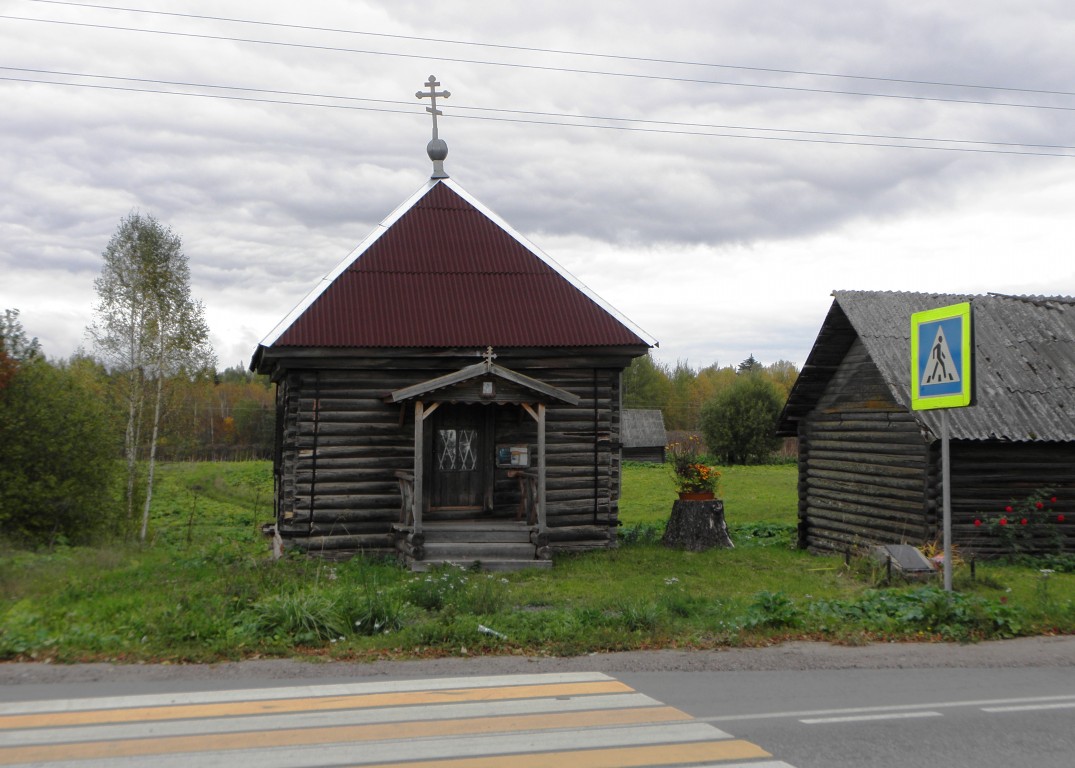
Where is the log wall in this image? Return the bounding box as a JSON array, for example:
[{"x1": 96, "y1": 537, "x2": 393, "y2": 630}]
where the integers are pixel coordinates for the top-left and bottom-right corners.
[
  {"x1": 797, "y1": 338, "x2": 932, "y2": 553},
  {"x1": 797, "y1": 338, "x2": 1075, "y2": 557},
  {"x1": 270, "y1": 352, "x2": 627, "y2": 557},
  {"x1": 948, "y1": 441, "x2": 1075, "y2": 557}
]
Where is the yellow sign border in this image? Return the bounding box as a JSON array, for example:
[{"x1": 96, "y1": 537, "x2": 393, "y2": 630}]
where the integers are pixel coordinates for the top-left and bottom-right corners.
[{"x1": 910, "y1": 302, "x2": 973, "y2": 410}]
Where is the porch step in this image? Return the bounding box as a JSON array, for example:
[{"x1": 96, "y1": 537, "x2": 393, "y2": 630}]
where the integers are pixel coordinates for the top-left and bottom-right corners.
[
  {"x1": 410, "y1": 558, "x2": 552, "y2": 572},
  {"x1": 423, "y1": 541, "x2": 537, "y2": 560},
  {"x1": 395, "y1": 520, "x2": 550, "y2": 571},
  {"x1": 422, "y1": 521, "x2": 533, "y2": 543}
]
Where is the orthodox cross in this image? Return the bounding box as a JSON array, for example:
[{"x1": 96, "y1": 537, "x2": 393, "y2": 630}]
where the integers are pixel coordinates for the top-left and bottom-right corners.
[
  {"x1": 416, "y1": 75, "x2": 450, "y2": 141},
  {"x1": 482, "y1": 346, "x2": 498, "y2": 365}
]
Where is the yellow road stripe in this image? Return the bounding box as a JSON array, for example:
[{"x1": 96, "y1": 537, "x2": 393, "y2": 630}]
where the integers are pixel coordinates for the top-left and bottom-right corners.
[
  {"x1": 353, "y1": 740, "x2": 771, "y2": 768},
  {"x1": 0, "y1": 706, "x2": 688, "y2": 765},
  {"x1": 0, "y1": 680, "x2": 632, "y2": 730}
]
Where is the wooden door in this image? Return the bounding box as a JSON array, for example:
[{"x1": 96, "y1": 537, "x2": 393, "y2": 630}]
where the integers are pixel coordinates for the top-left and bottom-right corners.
[{"x1": 430, "y1": 404, "x2": 486, "y2": 513}]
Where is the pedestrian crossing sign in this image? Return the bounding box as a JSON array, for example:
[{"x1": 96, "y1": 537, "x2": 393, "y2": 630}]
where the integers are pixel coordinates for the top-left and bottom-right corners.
[{"x1": 911, "y1": 302, "x2": 973, "y2": 410}]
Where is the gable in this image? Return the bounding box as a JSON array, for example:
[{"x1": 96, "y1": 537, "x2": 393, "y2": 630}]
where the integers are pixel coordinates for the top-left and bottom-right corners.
[
  {"x1": 780, "y1": 291, "x2": 1075, "y2": 443},
  {"x1": 256, "y1": 180, "x2": 652, "y2": 356}
]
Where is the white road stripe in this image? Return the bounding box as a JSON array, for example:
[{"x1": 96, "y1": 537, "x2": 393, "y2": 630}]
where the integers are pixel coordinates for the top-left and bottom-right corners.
[
  {"x1": 801, "y1": 711, "x2": 943, "y2": 725},
  {"x1": 0, "y1": 671, "x2": 614, "y2": 715},
  {"x1": 982, "y1": 702, "x2": 1075, "y2": 713},
  {"x1": 0, "y1": 692, "x2": 663, "y2": 746},
  {"x1": 700, "y1": 693, "x2": 1075, "y2": 723},
  {"x1": 9, "y1": 722, "x2": 728, "y2": 768}
]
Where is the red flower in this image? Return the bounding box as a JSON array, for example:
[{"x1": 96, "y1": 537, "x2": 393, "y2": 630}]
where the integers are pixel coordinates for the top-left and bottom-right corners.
[
  {"x1": 974, "y1": 519, "x2": 982, "y2": 527},
  {"x1": 1035, "y1": 501, "x2": 1044, "y2": 509},
  {"x1": 1021, "y1": 518, "x2": 1028, "y2": 525},
  {"x1": 1059, "y1": 514, "x2": 1067, "y2": 523},
  {"x1": 1051, "y1": 496, "x2": 1058, "y2": 503},
  {"x1": 999, "y1": 518, "x2": 1008, "y2": 526},
  {"x1": 1005, "y1": 506, "x2": 1013, "y2": 513}
]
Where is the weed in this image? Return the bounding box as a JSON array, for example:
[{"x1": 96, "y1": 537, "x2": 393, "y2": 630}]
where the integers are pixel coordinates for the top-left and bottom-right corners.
[
  {"x1": 618, "y1": 520, "x2": 666, "y2": 545},
  {"x1": 614, "y1": 598, "x2": 663, "y2": 631},
  {"x1": 405, "y1": 565, "x2": 471, "y2": 611},
  {"x1": 249, "y1": 591, "x2": 349, "y2": 644},
  {"x1": 744, "y1": 591, "x2": 800, "y2": 628},
  {"x1": 460, "y1": 574, "x2": 510, "y2": 615},
  {"x1": 728, "y1": 523, "x2": 795, "y2": 548}
]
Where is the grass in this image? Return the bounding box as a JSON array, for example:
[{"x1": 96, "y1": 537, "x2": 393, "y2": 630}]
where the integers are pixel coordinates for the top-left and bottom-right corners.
[
  {"x1": 620, "y1": 460, "x2": 798, "y2": 526},
  {"x1": 0, "y1": 460, "x2": 1072, "y2": 662}
]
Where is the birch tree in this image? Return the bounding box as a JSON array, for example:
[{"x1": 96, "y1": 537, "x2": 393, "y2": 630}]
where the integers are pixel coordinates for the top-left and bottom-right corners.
[{"x1": 90, "y1": 212, "x2": 215, "y2": 541}]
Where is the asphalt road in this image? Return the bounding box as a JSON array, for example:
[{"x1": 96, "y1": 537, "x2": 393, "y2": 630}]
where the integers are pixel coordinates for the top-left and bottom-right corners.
[{"x1": 1, "y1": 637, "x2": 1072, "y2": 767}]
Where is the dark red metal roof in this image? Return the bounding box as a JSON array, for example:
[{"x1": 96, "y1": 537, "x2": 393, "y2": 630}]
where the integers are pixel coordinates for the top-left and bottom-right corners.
[{"x1": 270, "y1": 181, "x2": 648, "y2": 349}]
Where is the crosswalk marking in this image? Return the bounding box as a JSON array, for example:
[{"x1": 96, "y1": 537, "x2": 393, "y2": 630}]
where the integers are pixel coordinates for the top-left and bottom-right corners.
[
  {"x1": 0, "y1": 673, "x2": 614, "y2": 716},
  {"x1": 0, "y1": 672, "x2": 792, "y2": 768},
  {"x1": 0, "y1": 706, "x2": 691, "y2": 764},
  {"x1": 353, "y1": 740, "x2": 773, "y2": 768},
  {"x1": 0, "y1": 692, "x2": 662, "y2": 746},
  {"x1": 0, "y1": 679, "x2": 633, "y2": 730}
]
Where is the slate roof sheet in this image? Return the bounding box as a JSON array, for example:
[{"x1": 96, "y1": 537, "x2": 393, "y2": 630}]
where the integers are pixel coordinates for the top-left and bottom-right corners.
[
  {"x1": 780, "y1": 291, "x2": 1075, "y2": 442},
  {"x1": 621, "y1": 408, "x2": 668, "y2": 448}
]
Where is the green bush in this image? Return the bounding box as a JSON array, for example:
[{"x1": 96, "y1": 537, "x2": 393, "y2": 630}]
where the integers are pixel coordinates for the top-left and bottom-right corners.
[
  {"x1": 0, "y1": 355, "x2": 120, "y2": 546},
  {"x1": 699, "y1": 375, "x2": 783, "y2": 465}
]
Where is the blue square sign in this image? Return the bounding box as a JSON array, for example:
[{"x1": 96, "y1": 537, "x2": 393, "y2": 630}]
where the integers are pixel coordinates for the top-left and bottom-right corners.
[{"x1": 911, "y1": 303, "x2": 973, "y2": 410}]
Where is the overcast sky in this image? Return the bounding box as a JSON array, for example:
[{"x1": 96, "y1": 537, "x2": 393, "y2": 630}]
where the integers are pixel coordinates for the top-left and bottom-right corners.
[{"x1": 3, "y1": 0, "x2": 1074, "y2": 372}]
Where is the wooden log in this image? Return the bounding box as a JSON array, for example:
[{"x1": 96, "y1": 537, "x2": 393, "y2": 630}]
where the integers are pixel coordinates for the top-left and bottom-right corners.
[
  {"x1": 289, "y1": 533, "x2": 395, "y2": 551},
  {"x1": 810, "y1": 458, "x2": 925, "y2": 478},
  {"x1": 542, "y1": 524, "x2": 614, "y2": 541},
  {"x1": 807, "y1": 475, "x2": 925, "y2": 503},
  {"x1": 661, "y1": 499, "x2": 734, "y2": 551}
]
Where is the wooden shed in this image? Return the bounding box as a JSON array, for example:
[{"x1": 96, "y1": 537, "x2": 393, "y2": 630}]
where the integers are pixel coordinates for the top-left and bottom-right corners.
[
  {"x1": 778, "y1": 291, "x2": 1075, "y2": 557},
  {"x1": 251, "y1": 167, "x2": 652, "y2": 569},
  {"x1": 621, "y1": 409, "x2": 668, "y2": 463}
]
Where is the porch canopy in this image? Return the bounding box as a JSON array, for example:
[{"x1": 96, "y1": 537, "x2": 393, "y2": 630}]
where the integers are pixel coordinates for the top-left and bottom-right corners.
[{"x1": 385, "y1": 355, "x2": 580, "y2": 535}]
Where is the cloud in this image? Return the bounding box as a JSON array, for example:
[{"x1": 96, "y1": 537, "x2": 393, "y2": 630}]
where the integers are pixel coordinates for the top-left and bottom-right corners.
[{"x1": 1, "y1": 0, "x2": 1073, "y2": 373}]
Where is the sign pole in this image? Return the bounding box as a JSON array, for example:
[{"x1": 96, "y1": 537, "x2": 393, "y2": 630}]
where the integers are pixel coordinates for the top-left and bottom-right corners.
[
  {"x1": 911, "y1": 301, "x2": 972, "y2": 593},
  {"x1": 941, "y1": 409, "x2": 952, "y2": 592}
]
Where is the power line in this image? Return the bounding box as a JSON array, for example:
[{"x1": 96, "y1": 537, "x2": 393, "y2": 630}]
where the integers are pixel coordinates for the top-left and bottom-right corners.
[
  {"x1": 6, "y1": 65, "x2": 1075, "y2": 154},
  {"x1": 24, "y1": 0, "x2": 1075, "y2": 100},
  {"x1": 5, "y1": 72, "x2": 1072, "y2": 158},
  {"x1": 4, "y1": 13, "x2": 1075, "y2": 114}
]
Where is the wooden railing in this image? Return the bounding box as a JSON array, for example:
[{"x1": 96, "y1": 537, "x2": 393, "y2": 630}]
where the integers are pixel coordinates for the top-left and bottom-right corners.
[
  {"x1": 507, "y1": 470, "x2": 539, "y2": 526},
  {"x1": 394, "y1": 470, "x2": 415, "y2": 526}
]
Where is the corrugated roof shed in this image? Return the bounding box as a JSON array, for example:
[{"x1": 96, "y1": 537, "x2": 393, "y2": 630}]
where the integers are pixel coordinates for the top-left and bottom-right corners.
[
  {"x1": 621, "y1": 408, "x2": 668, "y2": 449},
  {"x1": 255, "y1": 179, "x2": 652, "y2": 358},
  {"x1": 780, "y1": 291, "x2": 1075, "y2": 442}
]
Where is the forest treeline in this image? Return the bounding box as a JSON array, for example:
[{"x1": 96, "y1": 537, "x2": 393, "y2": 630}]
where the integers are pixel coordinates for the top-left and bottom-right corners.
[{"x1": 623, "y1": 352, "x2": 798, "y2": 431}]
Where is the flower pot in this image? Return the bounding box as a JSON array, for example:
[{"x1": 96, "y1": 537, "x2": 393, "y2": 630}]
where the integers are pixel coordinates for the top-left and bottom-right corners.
[{"x1": 678, "y1": 491, "x2": 715, "y2": 501}]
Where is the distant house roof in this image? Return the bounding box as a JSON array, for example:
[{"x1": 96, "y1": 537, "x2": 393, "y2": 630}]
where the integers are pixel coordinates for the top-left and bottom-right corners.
[
  {"x1": 254, "y1": 179, "x2": 653, "y2": 366},
  {"x1": 779, "y1": 291, "x2": 1075, "y2": 442},
  {"x1": 621, "y1": 408, "x2": 668, "y2": 449}
]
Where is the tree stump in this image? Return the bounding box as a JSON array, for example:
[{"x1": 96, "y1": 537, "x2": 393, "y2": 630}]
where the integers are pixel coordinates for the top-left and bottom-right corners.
[{"x1": 662, "y1": 499, "x2": 734, "y2": 551}]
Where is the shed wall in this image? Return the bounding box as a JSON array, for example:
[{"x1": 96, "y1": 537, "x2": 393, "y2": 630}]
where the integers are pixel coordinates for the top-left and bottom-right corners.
[
  {"x1": 948, "y1": 441, "x2": 1075, "y2": 556},
  {"x1": 798, "y1": 338, "x2": 931, "y2": 552}
]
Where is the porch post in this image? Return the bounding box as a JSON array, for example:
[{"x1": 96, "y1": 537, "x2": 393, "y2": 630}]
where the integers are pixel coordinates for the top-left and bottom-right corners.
[
  {"x1": 413, "y1": 401, "x2": 424, "y2": 535},
  {"x1": 537, "y1": 402, "x2": 547, "y2": 534}
]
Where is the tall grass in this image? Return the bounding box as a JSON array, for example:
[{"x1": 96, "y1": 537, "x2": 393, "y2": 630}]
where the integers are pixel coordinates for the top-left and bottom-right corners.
[{"x1": 0, "y1": 460, "x2": 1071, "y2": 661}]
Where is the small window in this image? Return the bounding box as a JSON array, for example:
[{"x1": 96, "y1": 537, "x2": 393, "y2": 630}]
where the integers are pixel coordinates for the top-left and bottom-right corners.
[{"x1": 437, "y1": 429, "x2": 477, "y2": 472}]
